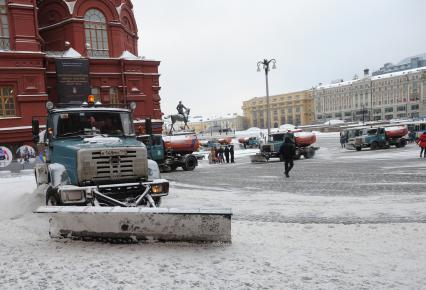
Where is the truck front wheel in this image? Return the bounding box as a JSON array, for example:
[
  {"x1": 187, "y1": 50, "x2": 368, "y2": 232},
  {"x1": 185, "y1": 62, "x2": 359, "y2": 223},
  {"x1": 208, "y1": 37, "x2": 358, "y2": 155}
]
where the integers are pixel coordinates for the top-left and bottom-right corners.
[
  {"x1": 46, "y1": 187, "x2": 61, "y2": 206},
  {"x1": 153, "y1": 197, "x2": 162, "y2": 207},
  {"x1": 294, "y1": 149, "x2": 302, "y2": 160},
  {"x1": 397, "y1": 139, "x2": 406, "y2": 148},
  {"x1": 305, "y1": 148, "x2": 315, "y2": 159},
  {"x1": 182, "y1": 154, "x2": 197, "y2": 171}
]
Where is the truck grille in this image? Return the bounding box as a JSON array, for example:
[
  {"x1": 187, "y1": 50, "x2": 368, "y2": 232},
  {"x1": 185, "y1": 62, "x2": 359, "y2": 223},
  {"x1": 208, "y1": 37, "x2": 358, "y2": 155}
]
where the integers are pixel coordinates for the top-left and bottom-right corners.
[
  {"x1": 77, "y1": 147, "x2": 147, "y2": 184},
  {"x1": 261, "y1": 144, "x2": 273, "y2": 153}
]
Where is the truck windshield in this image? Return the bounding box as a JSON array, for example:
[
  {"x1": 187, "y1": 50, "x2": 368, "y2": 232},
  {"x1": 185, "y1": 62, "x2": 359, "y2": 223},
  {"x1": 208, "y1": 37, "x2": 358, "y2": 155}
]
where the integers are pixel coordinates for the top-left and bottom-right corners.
[
  {"x1": 272, "y1": 134, "x2": 284, "y2": 142},
  {"x1": 53, "y1": 111, "x2": 134, "y2": 138}
]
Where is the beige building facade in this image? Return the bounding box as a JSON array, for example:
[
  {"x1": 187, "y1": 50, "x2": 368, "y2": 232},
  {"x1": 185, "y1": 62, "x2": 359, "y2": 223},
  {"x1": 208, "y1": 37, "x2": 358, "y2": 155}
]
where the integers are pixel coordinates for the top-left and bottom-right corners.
[
  {"x1": 314, "y1": 67, "x2": 426, "y2": 122},
  {"x1": 187, "y1": 115, "x2": 246, "y2": 133},
  {"x1": 242, "y1": 90, "x2": 315, "y2": 128}
]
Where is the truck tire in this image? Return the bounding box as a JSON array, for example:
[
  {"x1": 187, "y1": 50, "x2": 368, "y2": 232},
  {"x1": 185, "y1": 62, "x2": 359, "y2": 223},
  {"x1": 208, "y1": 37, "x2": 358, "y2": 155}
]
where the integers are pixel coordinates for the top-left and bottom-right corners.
[
  {"x1": 46, "y1": 187, "x2": 61, "y2": 206},
  {"x1": 153, "y1": 197, "x2": 162, "y2": 207},
  {"x1": 397, "y1": 139, "x2": 406, "y2": 148},
  {"x1": 356, "y1": 146, "x2": 362, "y2": 151},
  {"x1": 182, "y1": 154, "x2": 197, "y2": 171},
  {"x1": 371, "y1": 142, "x2": 379, "y2": 150},
  {"x1": 294, "y1": 149, "x2": 302, "y2": 160},
  {"x1": 305, "y1": 148, "x2": 315, "y2": 159}
]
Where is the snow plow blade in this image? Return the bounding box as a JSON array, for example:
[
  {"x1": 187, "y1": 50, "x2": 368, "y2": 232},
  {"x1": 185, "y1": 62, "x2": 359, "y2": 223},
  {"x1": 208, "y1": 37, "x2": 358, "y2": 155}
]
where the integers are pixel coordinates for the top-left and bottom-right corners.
[
  {"x1": 250, "y1": 153, "x2": 268, "y2": 163},
  {"x1": 35, "y1": 206, "x2": 232, "y2": 243}
]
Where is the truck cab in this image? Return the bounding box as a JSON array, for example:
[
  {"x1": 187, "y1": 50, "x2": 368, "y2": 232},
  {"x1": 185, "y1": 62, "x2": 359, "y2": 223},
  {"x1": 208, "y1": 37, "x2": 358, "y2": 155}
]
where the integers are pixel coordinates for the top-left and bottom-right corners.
[
  {"x1": 346, "y1": 126, "x2": 406, "y2": 151},
  {"x1": 32, "y1": 100, "x2": 169, "y2": 207},
  {"x1": 137, "y1": 134, "x2": 165, "y2": 163}
]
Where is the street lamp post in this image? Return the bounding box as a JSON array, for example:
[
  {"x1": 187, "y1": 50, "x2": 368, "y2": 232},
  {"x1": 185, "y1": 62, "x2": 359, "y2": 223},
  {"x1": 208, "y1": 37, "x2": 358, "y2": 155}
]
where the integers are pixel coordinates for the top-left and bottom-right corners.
[
  {"x1": 361, "y1": 103, "x2": 366, "y2": 125},
  {"x1": 257, "y1": 59, "x2": 277, "y2": 140}
]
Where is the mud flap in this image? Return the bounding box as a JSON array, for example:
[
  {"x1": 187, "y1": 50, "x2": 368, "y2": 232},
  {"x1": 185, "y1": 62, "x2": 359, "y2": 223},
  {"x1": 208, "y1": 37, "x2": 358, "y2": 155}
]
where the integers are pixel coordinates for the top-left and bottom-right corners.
[{"x1": 35, "y1": 206, "x2": 232, "y2": 243}]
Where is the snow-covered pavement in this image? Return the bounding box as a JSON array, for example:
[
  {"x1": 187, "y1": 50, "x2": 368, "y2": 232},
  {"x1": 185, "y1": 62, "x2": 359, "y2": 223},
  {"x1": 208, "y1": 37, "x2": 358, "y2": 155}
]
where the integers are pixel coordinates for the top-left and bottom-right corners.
[{"x1": 0, "y1": 134, "x2": 425, "y2": 289}]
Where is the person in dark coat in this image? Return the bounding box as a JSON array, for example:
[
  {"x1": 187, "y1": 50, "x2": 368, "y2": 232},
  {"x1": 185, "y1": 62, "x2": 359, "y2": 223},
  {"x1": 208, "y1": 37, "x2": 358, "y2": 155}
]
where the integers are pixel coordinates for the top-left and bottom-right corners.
[
  {"x1": 218, "y1": 146, "x2": 224, "y2": 163},
  {"x1": 224, "y1": 146, "x2": 230, "y2": 163},
  {"x1": 279, "y1": 137, "x2": 296, "y2": 178},
  {"x1": 230, "y1": 145, "x2": 235, "y2": 163},
  {"x1": 340, "y1": 133, "x2": 346, "y2": 148}
]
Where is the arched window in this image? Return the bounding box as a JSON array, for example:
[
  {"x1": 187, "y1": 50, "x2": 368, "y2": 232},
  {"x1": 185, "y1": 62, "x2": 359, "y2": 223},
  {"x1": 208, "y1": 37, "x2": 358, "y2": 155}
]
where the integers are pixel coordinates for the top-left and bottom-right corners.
[
  {"x1": 84, "y1": 9, "x2": 109, "y2": 57},
  {"x1": 0, "y1": 0, "x2": 9, "y2": 50}
]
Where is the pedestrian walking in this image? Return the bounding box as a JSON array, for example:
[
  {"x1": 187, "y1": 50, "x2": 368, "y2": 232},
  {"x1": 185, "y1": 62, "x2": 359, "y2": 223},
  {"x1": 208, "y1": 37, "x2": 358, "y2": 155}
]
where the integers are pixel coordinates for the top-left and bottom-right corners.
[
  {"x1": 416, "y1": 131, "x2": 426, "y2": 158},
  {"x1": 340, "y1": 133, "x2": 346, "y2": 148},
  {"x1": 224, "y1": 146, "x2": 230, "y2": 163},
  {"x1": 409, "y1": 130, "x2": 417, "y2": 144},
  {"x1": 230, "y1": 145, "x2": 235, "y2": 163},
  {"x1": 218, "y1": 146, "x2": 225, "y2": 164},
  {"x1": 279, "y1": 137, "x2": 296, "y2": 178}
]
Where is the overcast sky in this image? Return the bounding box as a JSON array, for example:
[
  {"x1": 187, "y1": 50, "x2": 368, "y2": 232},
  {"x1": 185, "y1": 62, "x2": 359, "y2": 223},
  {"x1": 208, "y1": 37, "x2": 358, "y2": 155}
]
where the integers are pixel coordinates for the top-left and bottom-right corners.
[{"x1": 133, "y1": 0, "x2": 426, "y2": 118}]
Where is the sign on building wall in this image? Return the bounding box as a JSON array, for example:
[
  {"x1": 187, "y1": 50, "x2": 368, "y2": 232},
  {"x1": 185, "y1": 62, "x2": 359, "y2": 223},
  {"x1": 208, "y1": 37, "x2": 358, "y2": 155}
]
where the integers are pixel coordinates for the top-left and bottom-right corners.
[{"x1": 55, "y1": 59, "x2": 90, "y2": 104}]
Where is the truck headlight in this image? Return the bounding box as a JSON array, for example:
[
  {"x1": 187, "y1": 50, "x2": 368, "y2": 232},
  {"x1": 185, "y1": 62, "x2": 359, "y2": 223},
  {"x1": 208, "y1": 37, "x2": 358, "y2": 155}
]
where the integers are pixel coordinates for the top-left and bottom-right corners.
[
  {"x1": 60, "y1": 190, "x2": 85, "y2": 203},
  {"x1": 151, "y1": 183, "x2": 169, "y2": 194}
]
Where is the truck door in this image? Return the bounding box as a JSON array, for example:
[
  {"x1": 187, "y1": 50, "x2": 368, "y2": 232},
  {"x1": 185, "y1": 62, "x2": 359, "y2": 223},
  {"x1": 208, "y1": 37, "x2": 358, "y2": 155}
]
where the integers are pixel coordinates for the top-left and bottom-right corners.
[
  {"x1": 137, "y1": 136, "x2": 152, "y2": 159},
  {"x1": 151, "y1": 135, "x2": 165, "y2": 162}
]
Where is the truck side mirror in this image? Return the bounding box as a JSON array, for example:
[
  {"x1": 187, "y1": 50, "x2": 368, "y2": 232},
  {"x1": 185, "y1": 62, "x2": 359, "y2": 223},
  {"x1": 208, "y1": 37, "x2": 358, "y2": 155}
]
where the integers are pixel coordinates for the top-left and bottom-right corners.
[
  {"x1": 32, "y1": 119, "x2": 40, "y2": 143},
  {"x1": 145, "y1": 118, "x2": 152, "y2": 135}
]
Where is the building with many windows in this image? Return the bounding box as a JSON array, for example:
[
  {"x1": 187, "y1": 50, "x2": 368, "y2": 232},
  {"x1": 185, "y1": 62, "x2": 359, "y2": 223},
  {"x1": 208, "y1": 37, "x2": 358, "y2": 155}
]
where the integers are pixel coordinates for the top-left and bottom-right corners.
[
  {"x1": 0, "y1": 0, "x2": 163, "y2": 149},
  {"x1": 186, "y1": 114, "x2": 246, "y2": 134},
  {"x1": 242, "y1": 90, "x2": 315, "y2": 128},
  {"x1": 314, "y1": 67, "x2": 426, "y2": 122},
  {"x1": 372, "y1": 54, "x2": 426, "y2": 76}
]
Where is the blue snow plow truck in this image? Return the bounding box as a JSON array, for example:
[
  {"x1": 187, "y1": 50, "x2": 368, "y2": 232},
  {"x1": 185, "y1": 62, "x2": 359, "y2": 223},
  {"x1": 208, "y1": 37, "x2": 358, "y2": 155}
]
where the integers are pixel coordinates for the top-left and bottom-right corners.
[{"x1": 32, "y1": 97, "x2": 232, "y2": 243}]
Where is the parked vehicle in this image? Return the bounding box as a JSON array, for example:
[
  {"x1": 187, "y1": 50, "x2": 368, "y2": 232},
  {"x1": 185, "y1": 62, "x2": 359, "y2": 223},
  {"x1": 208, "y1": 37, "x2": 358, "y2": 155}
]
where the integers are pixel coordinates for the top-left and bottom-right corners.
[
  {"x1": 345, "y1": 125, "x2": 408, "y2": 151},
  {"x1": 250, "y1": 130, "x2": 318, "y2": 162},
  {"x1": 137, "y1": 130, "x2": 199, "y2": 172},
  {"x1": 238, "y1": 136, "x2": 260, "y2": 149}
]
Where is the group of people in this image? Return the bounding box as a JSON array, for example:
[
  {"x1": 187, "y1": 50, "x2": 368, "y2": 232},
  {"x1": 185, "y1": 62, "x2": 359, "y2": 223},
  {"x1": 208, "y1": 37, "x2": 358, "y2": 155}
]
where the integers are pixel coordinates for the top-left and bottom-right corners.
[{"x1": 209, "y1": 145, "x2": 235, "y2": 164}]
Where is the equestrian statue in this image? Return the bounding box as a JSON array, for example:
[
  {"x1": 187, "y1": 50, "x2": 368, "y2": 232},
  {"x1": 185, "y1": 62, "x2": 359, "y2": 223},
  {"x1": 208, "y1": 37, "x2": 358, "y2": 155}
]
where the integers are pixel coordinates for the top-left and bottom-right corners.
[{"x1": 164, "y1": 101, "x2": 191, "y2": 134}]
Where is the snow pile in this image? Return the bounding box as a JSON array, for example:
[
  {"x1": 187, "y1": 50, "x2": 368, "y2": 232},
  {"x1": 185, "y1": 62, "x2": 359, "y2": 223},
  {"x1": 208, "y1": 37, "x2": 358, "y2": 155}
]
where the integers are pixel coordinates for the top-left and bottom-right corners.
[
  {"x1": 246, "y1": 127, "x2": 261, "y2": 132},
  {"x1": 324, "y1": 119, "x2": 345, "y2": 125}
]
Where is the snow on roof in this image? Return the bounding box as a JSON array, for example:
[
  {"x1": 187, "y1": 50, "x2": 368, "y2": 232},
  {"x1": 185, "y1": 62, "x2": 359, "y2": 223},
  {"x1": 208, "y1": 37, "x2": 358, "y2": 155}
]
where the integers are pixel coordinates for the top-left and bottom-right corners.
[
  {"x1": 116, "y1": 3, "x2": 127, "y2": 16},
  {"x1": 51, "y1": 107, "x2": 131, "y2": 113},
  {"x1": 119, "y1": 50, "x2": 140, "y2": 60},
  {"x1": 45, "y1": 47, "x2": 82, "y2": 58},
  {"x1": 324, "y1": 119, "x2": 345, "y2": 125},
  {"x1": 62, "y1": 47, "x2": 82, "y2": 58},
  {"x1": 316, "y1": 79, "x2": 358, "y2": 90},
  {"x1": 371, "y1": 66, "x2": 426, "y2": 81},
  {"x1": 246, "y1": 127, "x2": 261, "y2": 132},
  {"x1": 317, "y1": 66, "x2": 426, "y2": 90},
  {"x1": 397, "y1": 53, "x2": 426, "y2": 65},
  {"x1": 64, "y1": 0, "x2": 76, "y2": 14}
]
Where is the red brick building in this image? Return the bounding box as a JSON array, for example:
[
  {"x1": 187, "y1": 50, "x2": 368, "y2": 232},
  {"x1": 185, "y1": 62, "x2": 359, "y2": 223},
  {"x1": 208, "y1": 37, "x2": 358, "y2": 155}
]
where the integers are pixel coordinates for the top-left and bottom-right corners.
[{"x1": 0, "y1": 0, "x2": 163, "y2": 150}]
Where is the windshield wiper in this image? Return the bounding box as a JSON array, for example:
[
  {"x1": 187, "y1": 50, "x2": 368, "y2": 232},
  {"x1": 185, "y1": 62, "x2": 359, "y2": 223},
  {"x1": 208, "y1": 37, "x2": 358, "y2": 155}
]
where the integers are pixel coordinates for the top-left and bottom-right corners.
[{"x1": 59, "y1": 130, "x2": 86, "y2": 138}]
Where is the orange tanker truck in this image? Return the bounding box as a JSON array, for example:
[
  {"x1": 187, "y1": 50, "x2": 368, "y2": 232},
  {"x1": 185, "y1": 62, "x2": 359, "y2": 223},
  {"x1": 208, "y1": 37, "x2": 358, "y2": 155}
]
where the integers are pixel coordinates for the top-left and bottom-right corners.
[
  {"x1": 137, "y1": 121, "x2": 200, "y2": 172},
  {"x1": 250, "y1": 130, "x2": 318, "y2": 162}
]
